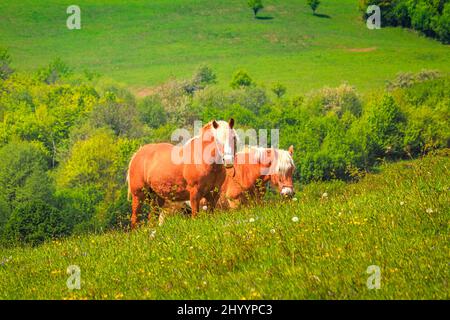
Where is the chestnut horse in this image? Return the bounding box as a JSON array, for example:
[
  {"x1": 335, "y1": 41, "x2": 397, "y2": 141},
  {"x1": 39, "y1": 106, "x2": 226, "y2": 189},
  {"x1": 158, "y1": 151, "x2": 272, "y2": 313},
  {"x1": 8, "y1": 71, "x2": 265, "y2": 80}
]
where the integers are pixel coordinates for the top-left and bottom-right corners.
[
  {"x1": 127, "y1": 119, "x2": 237, "y2": 229},
  {"x1": 212, "y1": 145, "x2": 295, "y2": 209}
]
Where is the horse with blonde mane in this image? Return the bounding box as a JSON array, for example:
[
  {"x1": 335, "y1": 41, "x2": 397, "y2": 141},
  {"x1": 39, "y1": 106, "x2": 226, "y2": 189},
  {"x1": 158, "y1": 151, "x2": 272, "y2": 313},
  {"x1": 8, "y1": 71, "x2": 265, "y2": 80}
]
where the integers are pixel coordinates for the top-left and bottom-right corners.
[
  {"x1": 127, "y1": 119, "x2": 237, "y2": 229},
  {"x1": 203, "y1": 145, "x2": 296, "y2": 209}
]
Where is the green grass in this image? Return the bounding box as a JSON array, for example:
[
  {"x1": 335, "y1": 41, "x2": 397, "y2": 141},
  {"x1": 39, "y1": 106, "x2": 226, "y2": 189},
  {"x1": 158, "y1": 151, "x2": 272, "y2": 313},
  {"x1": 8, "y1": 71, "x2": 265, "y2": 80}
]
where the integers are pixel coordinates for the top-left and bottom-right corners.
[
  {"x1": 0, "y1": 0, "x2": 449, "y2": 94},
  {"x1": 1, "y1": 151, "x2": 448, "y2": 299}
]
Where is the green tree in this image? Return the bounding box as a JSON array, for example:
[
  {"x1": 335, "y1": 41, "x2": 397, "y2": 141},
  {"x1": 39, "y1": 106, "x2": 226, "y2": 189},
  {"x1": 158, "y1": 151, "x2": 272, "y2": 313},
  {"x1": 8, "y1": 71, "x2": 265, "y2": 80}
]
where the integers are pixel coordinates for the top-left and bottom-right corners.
[
  {"x1": 0, "y1": 141, "x2": 68, "y2": 245},
  {"x1": 248, "y1": 0, "x2": 264, "y2": 18},
  {"x1": 272, "y1": 83, "x2": 287, "y2": 98},
  {"x1": 0, "y1": 48, "x2": 14, "y2": 80},
  {"x1": 87, "y1": 90, "x2": 147, "y2": 139},
  {"x1": 366, "y1": 94, "x2": 406, "y2": 158},
  {"x1": 183, "y1": 65, "x2": 217, "y2": 95},
  {"x1": 138, "y1": 96, "x2": 167, "y2": 128},
  {"x1": 3, "y1": 200, "x2": 67, "y2": 246},
  {"x1": 230, "y1": 70, "x2": 254, "y2": 89},
  {"x1": 0, "y1": 141, "x2": 49, "y2": 210},
  {"x1": 308, "y1": 0, "x2": 321, "y2": 14},
  {"x1": 36, "y1": 58, "x2": 72, "y2": 84}
]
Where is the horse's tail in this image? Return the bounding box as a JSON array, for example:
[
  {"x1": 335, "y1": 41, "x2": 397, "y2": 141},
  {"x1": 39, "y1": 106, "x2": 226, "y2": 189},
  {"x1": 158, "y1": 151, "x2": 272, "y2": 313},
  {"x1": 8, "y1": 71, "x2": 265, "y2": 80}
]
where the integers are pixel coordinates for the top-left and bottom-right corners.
[{"x1": 126, "y1": 151, "x2": 138, "y2": 201}]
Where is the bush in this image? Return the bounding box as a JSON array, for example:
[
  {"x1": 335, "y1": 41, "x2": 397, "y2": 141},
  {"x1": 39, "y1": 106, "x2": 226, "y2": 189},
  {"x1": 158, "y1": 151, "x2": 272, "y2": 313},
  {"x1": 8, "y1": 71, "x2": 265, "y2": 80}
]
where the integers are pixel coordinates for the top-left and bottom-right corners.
[
  {"x1": 0, "y1": 48, "x2": 14, "y2": 80},
  {"x1": 138, "y1": 96, "x2": 167, "y2": 128},
  {"x1": 305, "y1": 84, "x2": 362, "y2": 118},
  {"x1": 36, "y1": 58, "x2": 73, "y2": 84},
  {"x1": 272, "y1": 83, "x2": 287, "y2": 98},
  {"x1": 365, "y1": 94, "x2": 406, "y2": 159},
  {"x1": 230, "y1": 70, "x2": 254, "y2": 89},
  {"x1": 0, "y1": 141, "x2": 69, "y2": 246},
  {"x1": 89, "y1": 94, "x2": 147, "y2": 138},
  {"x1": 2, "y1": 200, "x2": 68, "y2": 246}
]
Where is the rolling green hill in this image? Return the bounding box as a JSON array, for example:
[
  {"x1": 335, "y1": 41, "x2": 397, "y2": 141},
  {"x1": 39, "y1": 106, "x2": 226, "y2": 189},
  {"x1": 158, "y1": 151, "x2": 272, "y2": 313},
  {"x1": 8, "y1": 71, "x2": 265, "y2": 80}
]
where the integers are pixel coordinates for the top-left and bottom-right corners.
[
  {"x1": 0, "y1": 151, "x2": 448, "y2": 299},
  {"x1": 0, "y1": 0, "x2": 449, "y2": 94}
]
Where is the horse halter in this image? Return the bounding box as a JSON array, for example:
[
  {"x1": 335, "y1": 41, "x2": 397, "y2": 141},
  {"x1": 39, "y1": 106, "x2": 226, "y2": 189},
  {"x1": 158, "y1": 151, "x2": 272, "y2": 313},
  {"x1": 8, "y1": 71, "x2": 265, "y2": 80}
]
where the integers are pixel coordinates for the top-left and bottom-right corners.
[{"x1": 212, "y1": 129, "x2": 235, "y2": 168}]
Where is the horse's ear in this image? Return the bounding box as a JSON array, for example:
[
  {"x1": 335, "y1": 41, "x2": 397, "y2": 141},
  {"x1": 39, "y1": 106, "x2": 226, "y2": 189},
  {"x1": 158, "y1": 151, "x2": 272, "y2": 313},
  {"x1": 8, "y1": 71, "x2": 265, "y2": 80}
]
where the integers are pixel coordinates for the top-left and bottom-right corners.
[
  {"x1": 229, "y1": 118, "x2": 235, "y2": 129},
  {"x1": 212, "y1": 120, "x2": 219, "y2": 129},
  {"x1": 288, "y1": 145, "x2": 294, "y2": 155}
]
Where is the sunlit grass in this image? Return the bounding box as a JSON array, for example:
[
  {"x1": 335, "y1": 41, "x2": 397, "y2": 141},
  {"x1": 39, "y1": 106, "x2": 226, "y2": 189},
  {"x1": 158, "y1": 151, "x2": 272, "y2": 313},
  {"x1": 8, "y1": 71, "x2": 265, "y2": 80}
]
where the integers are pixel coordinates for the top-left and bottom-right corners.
[
  {"x1": 0, "y1": 151, "x2": 448, "y2": 299},
  {"x1": 0, "y1": 0, "x2": 449, "y2": 94}
]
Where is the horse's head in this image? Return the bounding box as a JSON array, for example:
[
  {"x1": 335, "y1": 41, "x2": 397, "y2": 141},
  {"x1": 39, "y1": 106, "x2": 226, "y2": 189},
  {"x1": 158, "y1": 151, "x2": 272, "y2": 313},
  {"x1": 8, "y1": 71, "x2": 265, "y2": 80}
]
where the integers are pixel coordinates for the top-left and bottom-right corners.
[
  {"x1": 269, "y1": 145, "x2": 296, "y2": 198},
  {"x1": 202, "y1": 118, "x2": 237, "y2": 168}
]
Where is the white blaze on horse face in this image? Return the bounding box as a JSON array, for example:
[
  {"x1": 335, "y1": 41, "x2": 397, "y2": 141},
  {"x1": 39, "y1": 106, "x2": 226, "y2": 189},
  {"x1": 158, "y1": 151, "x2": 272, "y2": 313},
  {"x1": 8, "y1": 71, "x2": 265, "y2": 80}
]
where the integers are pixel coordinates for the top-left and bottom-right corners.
[{"x1": 213, "y1": 120, "x2": 235, "y2": 167}]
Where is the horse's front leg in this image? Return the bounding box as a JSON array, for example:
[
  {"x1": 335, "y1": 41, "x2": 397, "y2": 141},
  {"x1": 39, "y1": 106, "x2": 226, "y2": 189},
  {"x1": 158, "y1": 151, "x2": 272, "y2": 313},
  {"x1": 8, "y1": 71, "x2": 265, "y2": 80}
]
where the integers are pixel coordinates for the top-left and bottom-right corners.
[
  {"x1": 189, "y1": 188, "x2": 201, "y2": 218},
  {"x1": 131, "y1": 194, "x2": 142, "y2": 230}
]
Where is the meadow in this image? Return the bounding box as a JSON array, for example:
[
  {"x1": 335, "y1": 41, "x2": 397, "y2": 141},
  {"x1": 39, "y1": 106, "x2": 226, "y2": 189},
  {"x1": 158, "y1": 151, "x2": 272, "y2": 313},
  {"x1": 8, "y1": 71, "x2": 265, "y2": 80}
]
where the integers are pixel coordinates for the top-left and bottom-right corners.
[
  {"x1": 0, "y1": 0, "x2": 449, "y2": 300},
  {"x1": 0, "y1": 151, "x2": 448, "y2": 299},
  {"x1": 0, "y1": 0, "x2": 449, "y2": 95}
]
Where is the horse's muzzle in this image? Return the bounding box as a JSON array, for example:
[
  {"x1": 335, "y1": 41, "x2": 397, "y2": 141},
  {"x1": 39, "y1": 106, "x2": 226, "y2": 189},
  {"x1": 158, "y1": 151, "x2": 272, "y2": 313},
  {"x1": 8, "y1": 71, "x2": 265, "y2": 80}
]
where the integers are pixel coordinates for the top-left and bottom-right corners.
[{"x1": 280, "y1": 187, "x2": 294, "y2": 198}]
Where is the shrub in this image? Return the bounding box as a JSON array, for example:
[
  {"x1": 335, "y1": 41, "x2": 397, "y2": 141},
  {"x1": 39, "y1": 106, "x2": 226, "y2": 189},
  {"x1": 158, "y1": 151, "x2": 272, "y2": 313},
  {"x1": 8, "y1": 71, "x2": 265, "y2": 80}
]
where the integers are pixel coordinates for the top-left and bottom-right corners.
[
  {"x1": 230, "y1": 70, "x2": 254, "y2": 89},
  {"x1": 307, "y1": 0, "x2": 321, "y2": 14},
  {"x1": 89, "y1": 95, "x2": 147, "y2": 138},
  {"x1": 248, "y1": 0, "x2": 264, "y2": 18},
  {"x1": 138, "y1": 96, "x2": 167, "y2": 128},
  {"x1": 305, "y1": 84, "x2": 362, "y2": 118},
  {"x1": 36, "y1": 58, "x2": 73, "y2": 84},
  {"x1": 0, "y1": 48, "x2": 14, "y2": 80},
  {"x1": 272, "y1": 83, "x2": 287, "y2": 98},
  {"x1": 365, "y1": 94, "x2": 406, "y2": 159},
  {"x1": 2, "y1": 200, "x2": 67, "y2": 246}
]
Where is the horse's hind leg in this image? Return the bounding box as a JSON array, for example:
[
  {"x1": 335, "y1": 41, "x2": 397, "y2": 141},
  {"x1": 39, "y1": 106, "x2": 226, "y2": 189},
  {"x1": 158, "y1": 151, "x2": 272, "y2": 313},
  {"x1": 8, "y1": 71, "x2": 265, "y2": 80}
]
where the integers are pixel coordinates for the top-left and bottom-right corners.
[{"x1": 131, "y1": 193, "x2": 143, "y2": 230}]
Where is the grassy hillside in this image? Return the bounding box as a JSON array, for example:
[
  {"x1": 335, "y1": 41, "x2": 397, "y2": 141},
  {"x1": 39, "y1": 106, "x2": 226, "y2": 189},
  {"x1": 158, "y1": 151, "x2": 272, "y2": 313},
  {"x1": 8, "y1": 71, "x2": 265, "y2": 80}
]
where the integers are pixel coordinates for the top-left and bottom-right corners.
[
  {"x1": 0, "y1": 151, "x2": 448, "y2": 300},
  {"x1": 0, "y1": 0, "x2": 449, "y2": 94}
]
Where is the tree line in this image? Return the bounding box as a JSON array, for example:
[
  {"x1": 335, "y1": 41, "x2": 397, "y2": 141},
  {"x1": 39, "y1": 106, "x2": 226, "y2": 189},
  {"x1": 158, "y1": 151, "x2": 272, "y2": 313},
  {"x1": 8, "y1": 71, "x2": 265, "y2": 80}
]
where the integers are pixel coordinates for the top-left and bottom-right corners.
[{"x1": 0, "y1": 51, "x2": 448, "y2": 246}]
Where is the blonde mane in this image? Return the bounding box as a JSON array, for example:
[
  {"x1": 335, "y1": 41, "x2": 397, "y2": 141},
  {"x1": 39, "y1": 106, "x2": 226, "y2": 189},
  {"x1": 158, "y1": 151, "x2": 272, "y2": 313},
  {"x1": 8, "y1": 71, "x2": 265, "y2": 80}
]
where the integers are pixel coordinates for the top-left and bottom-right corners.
[
  {"x1": 275, "y1": 149, "x2": 295, "y2": 177},
  {"x1": 238, "y1": 146, "x2": 295, "y2": 176}
]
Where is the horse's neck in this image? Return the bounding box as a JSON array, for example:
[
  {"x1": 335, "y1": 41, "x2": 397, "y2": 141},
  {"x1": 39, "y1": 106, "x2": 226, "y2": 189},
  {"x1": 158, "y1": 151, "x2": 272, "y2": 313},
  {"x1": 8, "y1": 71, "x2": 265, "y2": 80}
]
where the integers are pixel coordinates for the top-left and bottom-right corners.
[
  {"x1": 184, "y1": 135, "x2": 220, "y2": 168},
  {"x1": 233, "y1": 162, "x2": 264, "y2": 190}
]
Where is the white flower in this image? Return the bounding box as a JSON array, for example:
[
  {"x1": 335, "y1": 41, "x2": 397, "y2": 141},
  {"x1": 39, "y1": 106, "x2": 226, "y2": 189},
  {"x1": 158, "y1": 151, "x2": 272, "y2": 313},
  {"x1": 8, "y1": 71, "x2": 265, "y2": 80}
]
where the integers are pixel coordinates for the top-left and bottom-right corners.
[
  {"x1": 292, "y1": 216, "x2": 299, "y2": 223},
  {"x1": 202, "y1": 205, "x2": 208, "y2": 211},
  {"x1": 158, "y1": 213, "x2": 165, "y2": 226},
  {"x1": 292, "y1": 197, "x2": 298, "y2": 201},
  {"x1": 249, "y1": 218, "x2": 255, "y2": 223},
  {"x1": 322, "y1": 192, "x2": 328, "y2": 198},
  {"x1": 426, "y1": 208, "x2": 434, "y2": 214},
  {"x1": 270, "y1": 229, "x2": 276, "y2": 234},
  {"x1": 400, "y1": 201, "x2": 405, "y2": 206}
]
